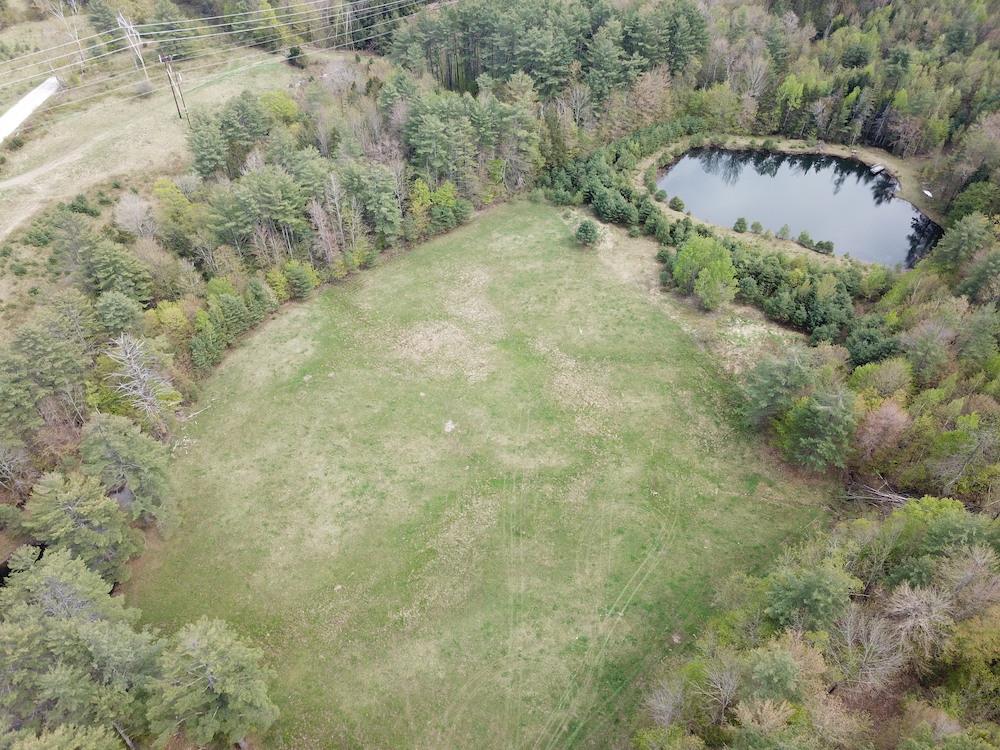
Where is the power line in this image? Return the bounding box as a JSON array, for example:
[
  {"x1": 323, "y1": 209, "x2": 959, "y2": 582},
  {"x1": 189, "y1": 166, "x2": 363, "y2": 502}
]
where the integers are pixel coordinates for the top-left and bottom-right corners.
[
  {"x1": 0, "y1": 0, "x2": 424, "y2": 78},
  {"x1": 27, "y1": 4, "x2": 447, "y2": 128},
  {"x1": 32, "y1": 3, "x2": 419, "y2": 111},
  {"x1": 20, "y1": 0, "x2": 429, "y2": 109}
]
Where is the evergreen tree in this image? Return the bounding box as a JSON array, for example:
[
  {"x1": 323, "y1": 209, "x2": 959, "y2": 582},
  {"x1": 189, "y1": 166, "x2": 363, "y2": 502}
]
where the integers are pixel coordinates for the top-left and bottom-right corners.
[
  {"x1": 80, "y1": 414, "x2": 172, "y2": 524},
  {"x1": 148, "y1": 618, "x2": 279, "y2": 748},
  {"x1": 17, "y1": 472, "x2": 143, "y2": 583}
]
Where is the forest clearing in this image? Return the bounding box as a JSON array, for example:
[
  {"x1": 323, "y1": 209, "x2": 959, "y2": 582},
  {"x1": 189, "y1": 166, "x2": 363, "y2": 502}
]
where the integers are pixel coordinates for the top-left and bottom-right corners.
[{"x1": 123, "y1": 201, "x2": 834, "y2": 748}]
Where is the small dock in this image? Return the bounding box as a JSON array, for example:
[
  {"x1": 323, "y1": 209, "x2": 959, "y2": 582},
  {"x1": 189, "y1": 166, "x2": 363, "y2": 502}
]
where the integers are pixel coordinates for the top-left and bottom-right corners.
[{"x1": 870, "y1": 164, "x2": 885, "y2": 174}]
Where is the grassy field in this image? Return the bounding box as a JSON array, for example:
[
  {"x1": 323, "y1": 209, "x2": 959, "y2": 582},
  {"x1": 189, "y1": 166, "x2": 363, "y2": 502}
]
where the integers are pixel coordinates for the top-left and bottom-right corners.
[{"x1": 124, "y1": 201, "x2": 835, "y2": 749}]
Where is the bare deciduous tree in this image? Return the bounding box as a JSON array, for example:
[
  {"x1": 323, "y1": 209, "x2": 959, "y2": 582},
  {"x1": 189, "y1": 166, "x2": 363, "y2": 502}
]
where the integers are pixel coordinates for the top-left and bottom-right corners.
[
  {"x1": 937, "y1": 545, "x2": 1000, "y2": 620},
  {"x1": 885, "y1": 583, "x2": 955, "y2": 660},
  {"x1": 114, "y1": 193, "x2": 156, "y2": 239},
  {"x1": 693, "y1": 650, "x2": 743, "y2": 725},
  {"x1": 0, "y1": 444, "x2": 38, "y2": 498},
  {"x1": 106, "y1": 334, "x2": 181, "y2": 436},
  {"x1": 828, "y1": 603, "x2": 908, "y2": 693},
  {"x1": 646, "y1": 677, "x2": 686, "y2": 728}
]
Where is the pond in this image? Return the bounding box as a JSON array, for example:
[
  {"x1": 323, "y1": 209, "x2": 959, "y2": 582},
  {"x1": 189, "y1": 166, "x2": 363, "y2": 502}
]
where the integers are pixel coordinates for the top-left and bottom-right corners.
[{"x1": 656, "y1": 148, "x2": 942, "y2": 267}]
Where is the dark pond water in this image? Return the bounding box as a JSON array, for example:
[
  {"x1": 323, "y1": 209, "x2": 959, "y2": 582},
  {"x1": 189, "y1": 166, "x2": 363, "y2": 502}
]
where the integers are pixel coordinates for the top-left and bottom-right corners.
[{"x1": 656, "y1": 148, "x2": 942, "y2": 267}]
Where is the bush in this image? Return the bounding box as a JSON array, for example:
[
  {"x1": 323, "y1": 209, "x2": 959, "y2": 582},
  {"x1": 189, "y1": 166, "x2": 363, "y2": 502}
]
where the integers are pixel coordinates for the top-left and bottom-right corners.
[
  {"x1": 575, "y1": 220, "x2": 599, "y2": 246},
  {"x1": 287, "y1": 45, "x2": 307, "y2": 68},
  {"x1": 284, "y1": 261, "x2": 316, "y2": 299},
  {"x1": 733, "y1": 217, "x2": 748, "y2": 233},
  {"x1": 750, "y1": 221, "x2": 763, "y2": 234},
  {"x1": 797, "y1": 230, "x2": 814, "y2": 248},
  {"x1": 669, "y1": 196, "x2": 685, "y2": 212},
  {"x1": 454, "y1": 199, "x2": 473, "y2": 224},
  {"x1": 655, "y1": 189, "x2": 667, "y2": 202},
  {"x1": 67, "y1": 194, "x2": 100, "y2": 217}
]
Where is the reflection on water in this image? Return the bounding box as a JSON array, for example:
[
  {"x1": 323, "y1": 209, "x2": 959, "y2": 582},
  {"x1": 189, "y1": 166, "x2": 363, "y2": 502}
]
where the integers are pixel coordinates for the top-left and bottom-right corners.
[{"x1": 659, "y1": 148, "x2": 941, "y2": 267}]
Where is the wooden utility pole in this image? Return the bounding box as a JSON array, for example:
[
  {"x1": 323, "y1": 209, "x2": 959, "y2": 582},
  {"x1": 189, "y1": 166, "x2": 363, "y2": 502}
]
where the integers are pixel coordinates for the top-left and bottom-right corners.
[{"x1": 159, "y1": 54, "x2": 189, "y2": 124}]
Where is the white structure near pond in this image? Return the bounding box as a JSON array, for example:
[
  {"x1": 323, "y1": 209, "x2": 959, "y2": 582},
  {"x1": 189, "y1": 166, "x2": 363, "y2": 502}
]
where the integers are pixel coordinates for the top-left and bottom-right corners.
[{"x1": 0, "y1": 77, "x2": 60, "y2": 145}]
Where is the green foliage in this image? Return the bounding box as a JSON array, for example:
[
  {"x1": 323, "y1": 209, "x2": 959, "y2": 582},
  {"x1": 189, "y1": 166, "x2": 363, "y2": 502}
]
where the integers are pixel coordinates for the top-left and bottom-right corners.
[
  {"x1": 576, "y1": 220, "x2": 600, "y2": 246},
  {"x1": 733, "y1": 217, "x2": 748, "y2": 233},
  {"x1": 85, "y1": 242, "x2": 152, "y2": 304},
  {"x1": 742, "y1": 350, "x2": 816, "y2": 427},
  {"x1": 95, "y1": 291, "x2": 141, "y2": 335},
  {"x1": 148, "y1": 618, "x2": 279, "y2": 747},
  {"x1": 763, "y1": 563, "x2": 860, "y2": 630},
  {"x1": 773, "y1": 389, "x2": 858, "y2": 471},
  {"x1": 284, "y1": 261, "x2": 316, "y2": 299},
  {"x1": 66, "y1": 194, "x2": 99, "y2": 217},
  {"x1": 17, "y1": 472, "x2": 143, "y2": 583},
  {"x1": 80, "y1": 413, "x2": 172, "y2": 524},
  {"x1": 669, "y1": 196, "x2": 685, "y2": 211},
  {"x1": 845, "y1": 315, "x2": 898, "y2": 367},
  {"x1": 949, "y1": 183, "x2": 1000, "y2": 225},
  {"x1": 287, "y1": 45, "x2": 307, "y2": 68},
  {"x1": 929, "y1": 213, "x2": 993, "y2": 278},
  {"x1": 673, "y1": 236, "x2": 737, "y2": 310}
]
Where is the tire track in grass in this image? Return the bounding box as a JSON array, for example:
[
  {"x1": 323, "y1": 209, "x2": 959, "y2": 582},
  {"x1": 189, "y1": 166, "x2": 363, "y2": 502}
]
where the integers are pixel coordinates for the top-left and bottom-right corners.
[{"x1": 533, "y1": 491, "x2": 680, "y2": 750}]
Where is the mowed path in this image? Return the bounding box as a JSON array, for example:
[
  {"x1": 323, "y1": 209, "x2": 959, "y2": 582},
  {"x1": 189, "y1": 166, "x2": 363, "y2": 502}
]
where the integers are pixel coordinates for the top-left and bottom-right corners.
[
  {"x1": 0, "y1": 54, "x2": 298, "y2": 241},
  {"x1": 124, "y1": 202, "x2": 834, "y2": 749}
]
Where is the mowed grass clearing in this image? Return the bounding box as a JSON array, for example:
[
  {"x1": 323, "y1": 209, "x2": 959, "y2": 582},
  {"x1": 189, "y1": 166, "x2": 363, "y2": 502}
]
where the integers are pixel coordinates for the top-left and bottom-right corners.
[{"x1": 124, "y1": 202, "x2": 835, "y2": 749}]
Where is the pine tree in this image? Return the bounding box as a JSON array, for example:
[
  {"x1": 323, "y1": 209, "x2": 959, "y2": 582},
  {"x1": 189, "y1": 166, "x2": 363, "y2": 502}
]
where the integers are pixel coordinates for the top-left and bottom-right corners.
[
  {"x1": 80, "y1": 413, "x2": 172, "y2": 524},
  {"x1": 148, "y1": 618, "x2": 279, "y2": 748},
  {"x1": 17, "y1": 472, "x2": 143, "y2": 583}
]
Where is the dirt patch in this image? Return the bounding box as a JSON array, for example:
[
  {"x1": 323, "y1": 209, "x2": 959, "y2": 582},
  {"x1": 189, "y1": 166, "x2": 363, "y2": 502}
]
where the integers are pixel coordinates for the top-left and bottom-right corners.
[
  {"x1": 395, "y1": 320, "x2": 495, "y2": 384},
  {"x1": 445, "y1": 266, "x2": 505, "y2": 339}
]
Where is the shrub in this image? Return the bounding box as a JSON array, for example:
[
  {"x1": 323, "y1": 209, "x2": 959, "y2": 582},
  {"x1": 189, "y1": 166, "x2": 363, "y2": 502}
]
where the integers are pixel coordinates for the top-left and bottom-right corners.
[
  {"x1": 655, "y1": 189, "x2": 667, "y2": 202},
  {"x1": 287, "y1": 45, "x2": 307, "y2": 68},
  {"x1": 733, "y1": 217, "x2": 748, "y2": 233},
  {"x1": 67, "y1": 194, "x2": 100, "y2": 216},
  {"x1": 284, "y1": 261, "x2": 316, "y2": 299},
  {"x1": 454, "y1": 199, "x2": 473, "y2": 224},
  {"x1": 575, "y1": 220, "x2": 599, "y2": 246},
  {"x1": 750, "y1": 221, "x2": 763, "y2": 234},
  {"x1": 797, "y1": 230, "x2": 814, "y2": 248},
  {"x1": 669, "y1": 196, "x2": 685, "y2": 212},
  {"x1": 264, "y1": 268, "x2": 290, "y2": 302}
]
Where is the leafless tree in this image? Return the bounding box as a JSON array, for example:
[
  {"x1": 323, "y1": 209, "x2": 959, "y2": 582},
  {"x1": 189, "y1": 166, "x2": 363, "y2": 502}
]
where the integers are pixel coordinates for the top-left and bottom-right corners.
[
  {"x1": 828, "y1": 603, "x2": 908, "y2": 693},
  {"x1": 693, "y1": 650, "x2": 743, "y2": 725},
  {"x1": 386, "y1": 157, "x2": 408, "y2": 215},
  {"x1": 106, "y1": 334, "x2": 180, "y2": 436},
  {"x1": 33, "y1": 0, "x2": 86, "y2": 65},
  {"x1": 307, "y1": 198, "x2": 341, "y2": 268},
  {"x1": 885, "y1": 582, "x2": 955, "y2": 660},
  {"x1": 326, "y1": 173, "x2": 349, "y2": 255},
  {"x1": 646, "y1": 677, "x2": 686, "y2": 728},
  {"x1": 856, "y1": 400, "x2": 912, "y2": 467},
  {"x1": 114, "y1": 193, "x2": 156, "y2": 238},
  {"x1": 0, "y1": 444, "x2": 38, "y2": 498},
  {"x1": 936, "y1": 545, "x2": 1000, "y2": 620}
]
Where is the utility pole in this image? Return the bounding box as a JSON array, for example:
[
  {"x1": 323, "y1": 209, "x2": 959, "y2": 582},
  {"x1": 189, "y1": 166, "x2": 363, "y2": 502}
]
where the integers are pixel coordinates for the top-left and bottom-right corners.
[
  {"x1": 159, "y1": 54, "x2": 190, "y2": 124},
  {"x1": 118, "y1": 12, "x2": 150, "y2": 85}
]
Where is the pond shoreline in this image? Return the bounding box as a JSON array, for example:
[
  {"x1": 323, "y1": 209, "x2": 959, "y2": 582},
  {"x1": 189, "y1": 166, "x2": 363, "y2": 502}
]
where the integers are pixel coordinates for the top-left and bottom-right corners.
[
  {"x1": 642, "y1": 137, "x2": 941, "y2": 267},
  {"x1": 644, "y1": 134, "x2": 942, "y2": 225}
]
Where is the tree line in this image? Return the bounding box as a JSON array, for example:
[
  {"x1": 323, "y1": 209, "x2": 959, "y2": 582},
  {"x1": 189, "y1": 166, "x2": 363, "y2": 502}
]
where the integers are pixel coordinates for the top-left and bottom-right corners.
[{"x1": 636, "y1": 497, "x2": 1000, "y2": 749}]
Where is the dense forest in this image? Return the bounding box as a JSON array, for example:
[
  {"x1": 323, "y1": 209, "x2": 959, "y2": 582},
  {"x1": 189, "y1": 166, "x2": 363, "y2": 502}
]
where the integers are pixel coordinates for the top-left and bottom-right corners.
[{"x1": 0, "y1": 0, "x2": 999, "y2": 745}]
